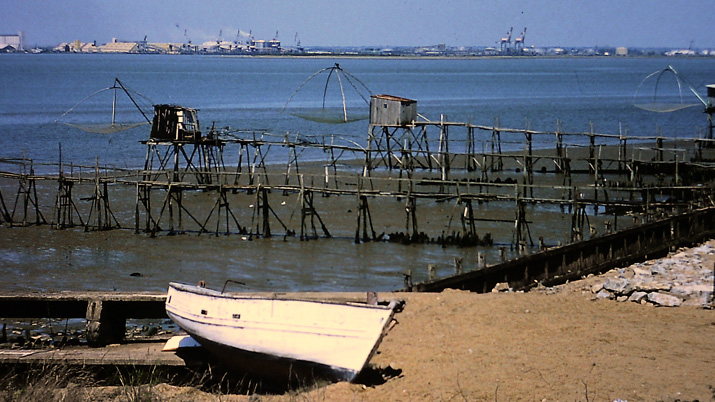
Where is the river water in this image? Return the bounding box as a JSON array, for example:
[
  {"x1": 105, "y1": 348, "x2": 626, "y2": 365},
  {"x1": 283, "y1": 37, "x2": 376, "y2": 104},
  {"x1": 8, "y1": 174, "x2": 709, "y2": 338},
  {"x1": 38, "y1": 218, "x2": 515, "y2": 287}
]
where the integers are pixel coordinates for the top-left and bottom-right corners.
[{"x1": 0, "y1": 54, "x2": 713, "y2": 293}]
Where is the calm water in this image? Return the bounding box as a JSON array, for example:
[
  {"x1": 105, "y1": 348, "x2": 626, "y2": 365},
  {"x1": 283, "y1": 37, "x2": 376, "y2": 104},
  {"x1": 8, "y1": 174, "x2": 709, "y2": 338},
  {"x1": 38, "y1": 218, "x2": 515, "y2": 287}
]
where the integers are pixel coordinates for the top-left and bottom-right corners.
[
  {"x1": 0, "y1": 54, "x2": 713, "y2": 293},
  {"x1": 1, "y1": 54, "x2": 713, "y2": 169}
]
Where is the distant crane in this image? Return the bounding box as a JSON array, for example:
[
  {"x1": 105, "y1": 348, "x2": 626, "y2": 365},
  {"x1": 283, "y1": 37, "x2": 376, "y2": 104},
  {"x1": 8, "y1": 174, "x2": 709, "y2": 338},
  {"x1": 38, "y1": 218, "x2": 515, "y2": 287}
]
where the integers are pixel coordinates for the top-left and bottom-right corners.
[
  {"x1": 514, "y1": 27, "x2": 527, "y2": 51},
  {"x1": 500, "y1": 27, "x2": 513, "y2": 52},
  {"x1": 294, "y1": 32, "x2": 302, "y2": 50}
]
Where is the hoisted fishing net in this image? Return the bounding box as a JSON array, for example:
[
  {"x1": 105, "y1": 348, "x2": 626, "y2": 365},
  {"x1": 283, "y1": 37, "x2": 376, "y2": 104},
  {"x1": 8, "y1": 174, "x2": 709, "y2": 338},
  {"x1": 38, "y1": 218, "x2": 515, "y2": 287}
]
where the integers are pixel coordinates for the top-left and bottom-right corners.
[
  {"x1": 56, "y1": 78, "x2": 153, "y2": 133},
  {"x1": 633, "y1": 65, "x2": 704, "y2": 113},
  {"x1": 62, "y1": 121, "x2": 149, "y2": 134},
  {"x1": 281, "y1": 63, "x2": 372, "y2": 124}
]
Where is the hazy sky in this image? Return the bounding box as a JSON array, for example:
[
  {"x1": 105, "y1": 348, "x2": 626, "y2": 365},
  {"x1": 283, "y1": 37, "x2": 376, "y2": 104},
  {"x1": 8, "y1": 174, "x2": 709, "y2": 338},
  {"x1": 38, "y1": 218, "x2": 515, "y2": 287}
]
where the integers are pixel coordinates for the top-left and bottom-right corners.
[{"x1": 3, "y1": 0, "x2": 713, "y2": 49}]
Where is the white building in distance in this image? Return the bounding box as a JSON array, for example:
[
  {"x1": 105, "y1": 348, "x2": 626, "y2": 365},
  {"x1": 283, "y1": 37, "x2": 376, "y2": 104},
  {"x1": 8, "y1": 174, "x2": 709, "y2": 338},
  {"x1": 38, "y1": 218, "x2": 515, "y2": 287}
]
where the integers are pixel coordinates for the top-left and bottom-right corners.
[{"x1": 0, "y1": 32, "x2": 24, "y2": 51}]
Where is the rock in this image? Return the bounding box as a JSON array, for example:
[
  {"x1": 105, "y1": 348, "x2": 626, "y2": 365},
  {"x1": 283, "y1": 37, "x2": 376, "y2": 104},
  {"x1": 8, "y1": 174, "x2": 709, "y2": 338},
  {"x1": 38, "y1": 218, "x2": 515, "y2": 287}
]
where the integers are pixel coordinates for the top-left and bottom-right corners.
[
  {"x1": 616, "y1": 295, "x2": 628, "y2": 302},
  {"x1": 596, "y1": 289, "x2": 613, "y2": 300},
  {"x1": 628, "y1": 291, "x2": 648, "y2": 303},
  {"x1": 634, "y1": 282, "x2": 671, "y2": 292},
  {"x1": 603, "y1": 278, "x2": 633, "y2": 295},
  {"x1": 590, "y1": 282, "x2": 604, "y2": 293},
  {"x1": 681, "y1": 294, "x2": 712, "y2": 307},
  {"x1": 492, "y1": 282, "x2": 511, "y2": 293},
  {"x1": 631, "y1": 267, "x2": 651, "y2": 276},
  {"x1": 650, "y1": 265, "x2": 668, "y2": 276},
  {"x1": 670, "y1": 284, "x2": 713, "y2": 300},
  {"x1": 646, "y1": 292, "x2": 682, "y2": 307}
]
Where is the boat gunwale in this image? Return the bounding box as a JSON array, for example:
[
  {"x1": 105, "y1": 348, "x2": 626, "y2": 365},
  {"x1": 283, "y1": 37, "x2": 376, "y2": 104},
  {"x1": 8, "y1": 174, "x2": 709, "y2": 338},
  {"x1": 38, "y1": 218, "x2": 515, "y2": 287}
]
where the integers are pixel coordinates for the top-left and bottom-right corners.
[{"x1": 168, "y1": 282, "x2": 400, "y2": 311}]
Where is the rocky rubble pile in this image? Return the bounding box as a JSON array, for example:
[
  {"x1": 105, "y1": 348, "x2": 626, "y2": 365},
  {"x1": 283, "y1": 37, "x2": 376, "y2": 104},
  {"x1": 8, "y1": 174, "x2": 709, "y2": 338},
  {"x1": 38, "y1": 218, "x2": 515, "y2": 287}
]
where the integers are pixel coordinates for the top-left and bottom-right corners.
[{"x1": 590, "y1": 243, "x2": 715, "y2": 307}]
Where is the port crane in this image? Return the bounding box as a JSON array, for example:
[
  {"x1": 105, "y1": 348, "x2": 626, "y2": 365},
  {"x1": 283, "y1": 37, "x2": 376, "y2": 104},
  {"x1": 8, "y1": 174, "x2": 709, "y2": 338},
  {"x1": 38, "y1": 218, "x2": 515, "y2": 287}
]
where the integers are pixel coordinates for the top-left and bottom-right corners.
[
  {"x1": 500, "y1": 27, "x2": 513, "y2": 52},
  {"x1": 514, "y1": 28, "x2": 526, "y2": 51}
]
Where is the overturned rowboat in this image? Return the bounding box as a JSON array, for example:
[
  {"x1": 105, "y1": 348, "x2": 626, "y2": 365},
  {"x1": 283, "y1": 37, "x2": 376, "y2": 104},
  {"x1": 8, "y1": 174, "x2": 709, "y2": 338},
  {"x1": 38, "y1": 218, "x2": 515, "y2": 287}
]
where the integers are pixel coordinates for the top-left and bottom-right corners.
[{"x1": 165, "y1": 282, "x2": 404, "y2": 382}]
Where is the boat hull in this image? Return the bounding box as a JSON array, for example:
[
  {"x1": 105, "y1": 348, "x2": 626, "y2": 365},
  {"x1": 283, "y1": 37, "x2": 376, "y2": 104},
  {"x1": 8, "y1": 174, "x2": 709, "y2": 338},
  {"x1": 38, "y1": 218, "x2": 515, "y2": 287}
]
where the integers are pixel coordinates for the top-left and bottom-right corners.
[{"x1": 165, "y1": 282, "x2": 400, "y2": 382}]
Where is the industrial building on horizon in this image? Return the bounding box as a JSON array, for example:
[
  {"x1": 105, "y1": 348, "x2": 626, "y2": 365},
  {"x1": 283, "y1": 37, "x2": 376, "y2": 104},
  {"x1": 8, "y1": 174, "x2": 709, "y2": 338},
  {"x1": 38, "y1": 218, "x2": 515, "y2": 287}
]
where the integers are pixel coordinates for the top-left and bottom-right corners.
[
  {"x1": 51, "y1": 35, "x2": 285, "y2": 55},
  {"x1": 1, "y1": 29, "x2": 714, "y2": 57},
  {"x1": 0, "y1": 32, "x2": 24, "y2": 52}
]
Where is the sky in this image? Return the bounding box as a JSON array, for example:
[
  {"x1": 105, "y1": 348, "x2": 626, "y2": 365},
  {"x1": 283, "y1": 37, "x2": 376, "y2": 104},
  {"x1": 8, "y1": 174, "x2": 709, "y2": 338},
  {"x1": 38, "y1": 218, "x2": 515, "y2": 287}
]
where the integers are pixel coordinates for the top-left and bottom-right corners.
[{"x1": 2, "y1": 0, "x2": 714, "y2": 49}]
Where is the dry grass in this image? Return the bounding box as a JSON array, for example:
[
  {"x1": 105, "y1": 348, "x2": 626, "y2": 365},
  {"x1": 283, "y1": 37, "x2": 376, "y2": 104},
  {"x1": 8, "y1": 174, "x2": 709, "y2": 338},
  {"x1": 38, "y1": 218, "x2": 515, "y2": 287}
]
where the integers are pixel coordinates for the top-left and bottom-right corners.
[{"x1": 0, "y1": 363, "x2": 95, "y2": 401}]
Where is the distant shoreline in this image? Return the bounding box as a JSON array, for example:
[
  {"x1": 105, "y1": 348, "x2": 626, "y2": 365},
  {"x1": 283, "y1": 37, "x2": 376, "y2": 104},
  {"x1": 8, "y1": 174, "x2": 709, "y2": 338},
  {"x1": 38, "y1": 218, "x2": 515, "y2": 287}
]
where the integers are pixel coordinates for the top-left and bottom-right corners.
[{"x1": 3, "y1": 52, "x2": 710, "y2": 61}]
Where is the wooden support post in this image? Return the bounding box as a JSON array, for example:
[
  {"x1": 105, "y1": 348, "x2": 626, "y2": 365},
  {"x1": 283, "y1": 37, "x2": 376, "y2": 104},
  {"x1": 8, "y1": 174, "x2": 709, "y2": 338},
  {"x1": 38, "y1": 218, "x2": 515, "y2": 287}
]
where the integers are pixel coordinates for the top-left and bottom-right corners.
[
  {"x1": 561, "y1": 148, "x2": 572, "y2": 211},
  {"x1": 571, "y1": 195, "x2": 590, "y2": 243},
  {"x1": 55, "y1": 179, "x2": 83, "y2": 229},
  {"x1": 524, "y1": 127, "x2": 533, "y2": 198},
  {"x1": 85, "y1": 300, "x2": 125, "y2": 347},
  {"x1": 284, "y1": 143, "x2": 300, "y2": 195},
  {"x1": 167, "y1": 185, "x2": 176, "y2": 235},
  {"x1": 260, "y1": 186, "x2": 272, "y2": 238},
  {"x1": 427, "y1": 264, "x2": 437, "y2": 281},
  {"x1": 403, "y1": 270, "x2": 413, "y2": 289},
  {"x1": 364, "y1": 125, "x2": 375, "y2": 177},
  {"x1": 172, "y1": 143, "x2": 181, "y2": 182},
  {"x1": 355, "y1": 195, "x2": 376, "y2": 243},
  {"x1": 438, "y1": 115, "x2": 450, "y2": 183},
  {"x1": 0, "y1": 189, "x2": 11, "y2": 224},
  {"x1": 85, "y1": 159, "x2": 120, "y2": 232},
  {"x1": 300, "y1": 188, "x2": 331, "y2": 241},
  {"x1": 588, "y1": 122, "x2": 596, "y2": 175},
  {"x1": 405, "y1": 195, "x2": 418, "y2": 240},
  {"x1": 421, "y1": 125, "x2": 433, "y2": 171},
  {"x1": 491, "y1": 117, "x2": 503, "y2": 172},
  {"x1": 12, "y1": 159, "x2": 47, "y2": 226},
  {"x1": 460, "y1": 198, "x2": 477, "y2": 237},
  {"x1": 511, "y1": 189, "x2": 534, "y2": 251},
  {"x1": 135, "y1": 183, "x2": 157, "y2": 234},
  {"x1": 300, "y1": 188, "x2": 314, "y2": 241},
  {"x1": 618, "y1": 123, "x2": 628, "y2": 172},
  {"x1": 555, "y1": 120, "x2": 564, "y2": 172},
  {"x1": 466, "y1": 126, "x2": 476, "y2": 172}
]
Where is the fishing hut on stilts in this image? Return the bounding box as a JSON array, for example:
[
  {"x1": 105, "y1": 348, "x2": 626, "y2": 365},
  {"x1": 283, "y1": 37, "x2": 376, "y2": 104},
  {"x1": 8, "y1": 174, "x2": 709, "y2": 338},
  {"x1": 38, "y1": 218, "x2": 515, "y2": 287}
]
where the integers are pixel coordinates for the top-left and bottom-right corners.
[{"x1": 137, "y1": 105, "x2": 229, "y2": 235}]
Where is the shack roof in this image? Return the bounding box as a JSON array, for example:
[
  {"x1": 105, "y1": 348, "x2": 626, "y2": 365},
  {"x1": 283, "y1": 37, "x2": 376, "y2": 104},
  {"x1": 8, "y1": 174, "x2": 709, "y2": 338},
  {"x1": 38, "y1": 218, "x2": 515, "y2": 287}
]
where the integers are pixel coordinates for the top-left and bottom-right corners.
[{"x1": 371, "y1": 94, "x2": 416, "y2": 103}]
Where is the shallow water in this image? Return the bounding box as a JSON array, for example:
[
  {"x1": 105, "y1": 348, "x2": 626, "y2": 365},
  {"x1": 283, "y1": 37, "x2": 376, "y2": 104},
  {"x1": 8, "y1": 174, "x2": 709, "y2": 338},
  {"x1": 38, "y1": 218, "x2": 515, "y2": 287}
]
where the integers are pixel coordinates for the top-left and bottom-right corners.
[{"x1": 1, "y1": 54, "x2": 712, "y2": 293}]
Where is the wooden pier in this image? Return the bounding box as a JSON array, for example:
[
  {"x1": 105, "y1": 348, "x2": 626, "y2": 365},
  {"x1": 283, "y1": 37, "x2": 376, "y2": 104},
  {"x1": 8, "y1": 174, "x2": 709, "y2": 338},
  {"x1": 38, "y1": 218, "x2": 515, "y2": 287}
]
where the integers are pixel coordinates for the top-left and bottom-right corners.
[
  {"x1": 2, "y1": 117, "x2": 714, "y2": 246},
  {"x1": 0, "y1": 341, "x2": 192, "y2": 368},
  {"x1": 0, "y1": 292, "x2": 166, "y2": 346}
]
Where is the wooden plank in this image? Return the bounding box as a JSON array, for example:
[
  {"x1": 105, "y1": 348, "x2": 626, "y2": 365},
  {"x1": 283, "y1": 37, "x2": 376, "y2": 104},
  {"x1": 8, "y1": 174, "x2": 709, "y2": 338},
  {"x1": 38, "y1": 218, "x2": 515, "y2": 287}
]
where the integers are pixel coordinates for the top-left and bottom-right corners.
[{"x1": 0, "y1": 342, "x2": 194, "y2": 367}]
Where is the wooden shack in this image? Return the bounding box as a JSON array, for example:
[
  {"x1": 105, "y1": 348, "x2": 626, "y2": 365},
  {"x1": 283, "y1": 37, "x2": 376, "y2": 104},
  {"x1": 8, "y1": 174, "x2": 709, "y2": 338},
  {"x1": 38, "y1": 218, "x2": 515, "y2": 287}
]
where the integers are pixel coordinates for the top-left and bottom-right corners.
[
  {"x1": 150, "y1": 104, "x2": 201, "y2": 142},
  {"x1": 370, "y1": 95, "x2": 417, "y2": 127}
]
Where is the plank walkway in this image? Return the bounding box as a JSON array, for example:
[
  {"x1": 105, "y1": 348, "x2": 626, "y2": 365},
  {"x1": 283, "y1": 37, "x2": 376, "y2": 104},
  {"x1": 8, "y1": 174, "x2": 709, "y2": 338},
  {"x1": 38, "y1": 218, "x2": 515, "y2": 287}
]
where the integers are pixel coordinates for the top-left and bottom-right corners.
[{"x1": 0, "y1": 341, "x2": 190, "y2": 367}]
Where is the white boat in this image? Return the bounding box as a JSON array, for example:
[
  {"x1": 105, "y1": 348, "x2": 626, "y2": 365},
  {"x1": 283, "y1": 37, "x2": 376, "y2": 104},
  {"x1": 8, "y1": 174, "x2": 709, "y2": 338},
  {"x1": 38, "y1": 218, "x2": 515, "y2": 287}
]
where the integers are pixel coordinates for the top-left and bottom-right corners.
[{"x1": 165, "y1": 282, "x2": 403, "y2": 382}]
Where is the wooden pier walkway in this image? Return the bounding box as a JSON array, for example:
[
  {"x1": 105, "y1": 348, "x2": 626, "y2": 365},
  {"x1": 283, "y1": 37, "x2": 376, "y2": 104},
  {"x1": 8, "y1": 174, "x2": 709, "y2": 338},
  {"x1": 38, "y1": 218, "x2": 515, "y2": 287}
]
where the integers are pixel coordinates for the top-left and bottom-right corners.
[
  {"x1": 0, "y1": 341, "x2": 192, "y2": 368},
  {"x1": 0, "y1": 292, "x2": 167, "y2": 347}
]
